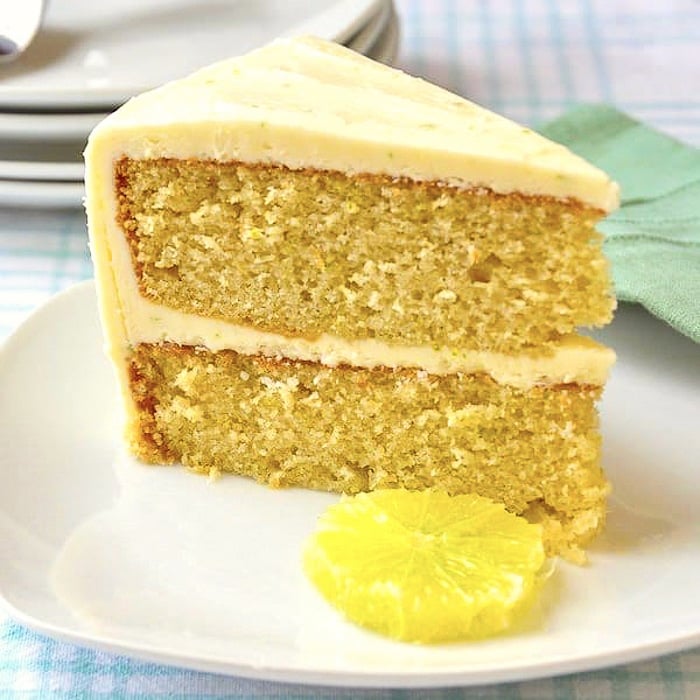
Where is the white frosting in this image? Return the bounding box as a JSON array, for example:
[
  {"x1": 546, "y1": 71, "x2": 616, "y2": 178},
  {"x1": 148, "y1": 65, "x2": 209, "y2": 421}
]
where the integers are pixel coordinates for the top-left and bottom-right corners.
[
  {"x1": 86, "y1": 36, "x2": 619, "y2": 211},
  {"x1": 116, "y1": 252, "x2": 615, "y2": 388}
]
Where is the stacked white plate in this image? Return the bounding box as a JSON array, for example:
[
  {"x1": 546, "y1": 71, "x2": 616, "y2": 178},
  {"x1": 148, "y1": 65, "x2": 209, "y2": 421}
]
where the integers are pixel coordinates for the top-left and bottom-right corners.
[{"x1": 0, "y1": 0, "x2": 400, "y2": 209}]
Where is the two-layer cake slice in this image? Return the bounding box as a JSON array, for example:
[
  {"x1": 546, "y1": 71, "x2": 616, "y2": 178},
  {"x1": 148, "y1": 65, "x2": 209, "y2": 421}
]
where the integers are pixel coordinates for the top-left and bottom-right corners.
[{"x1": 85, "y1": 37, "x2": 618, "y2": 561}]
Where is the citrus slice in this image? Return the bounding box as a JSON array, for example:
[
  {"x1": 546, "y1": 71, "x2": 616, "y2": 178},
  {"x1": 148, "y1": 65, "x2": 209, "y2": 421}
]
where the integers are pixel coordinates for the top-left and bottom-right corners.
[{"x1": 302, "y1": 489, "x2": 548, "y2": 643}]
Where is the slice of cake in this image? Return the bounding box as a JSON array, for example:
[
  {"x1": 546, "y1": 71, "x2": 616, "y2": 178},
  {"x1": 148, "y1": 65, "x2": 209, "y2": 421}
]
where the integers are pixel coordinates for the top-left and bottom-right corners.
[{"x1": 85, "y1": 36, "x2": 618, "y2": 562}]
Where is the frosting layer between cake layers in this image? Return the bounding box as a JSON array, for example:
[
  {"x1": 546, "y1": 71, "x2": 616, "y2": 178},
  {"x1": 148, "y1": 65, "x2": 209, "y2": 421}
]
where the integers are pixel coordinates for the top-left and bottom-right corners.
[{"x1": 92, "y1": 209, "x2": 614, "y2": 390}]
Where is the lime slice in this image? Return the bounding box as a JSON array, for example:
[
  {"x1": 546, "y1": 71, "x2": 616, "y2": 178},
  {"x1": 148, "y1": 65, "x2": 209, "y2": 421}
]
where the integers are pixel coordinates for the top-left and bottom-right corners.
[{"x1": 303, "y1": 489, "x2": 548, "y2": 643}]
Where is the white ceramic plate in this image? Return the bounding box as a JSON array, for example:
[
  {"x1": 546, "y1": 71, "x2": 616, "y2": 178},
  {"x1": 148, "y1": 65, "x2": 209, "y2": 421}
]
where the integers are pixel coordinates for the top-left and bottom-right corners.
[
  {"x1": 0, "y1": 110, "x2": 109, "y2": 142},
  {"x1": 0, "y1": 282, "x2": 699, "y2": 688},
  {"x1": 0, "y1": 0, "x2": 383, "y2": 110},
  {"x1": 0, "y1": 160, "x2": 84, "y2": 182},
  {"x1": 0, "y1": 139, "x2": 84, "y2": 181},
  {"x1": 0, "y1": 179, "x2": 84, "y2": 208}
]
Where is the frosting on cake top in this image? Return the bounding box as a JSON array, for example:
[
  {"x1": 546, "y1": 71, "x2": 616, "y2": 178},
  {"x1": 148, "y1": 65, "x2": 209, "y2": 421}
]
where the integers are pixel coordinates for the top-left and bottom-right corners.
[{"x1": 88, "y1": 36, "x2": 619, "y2": 211}]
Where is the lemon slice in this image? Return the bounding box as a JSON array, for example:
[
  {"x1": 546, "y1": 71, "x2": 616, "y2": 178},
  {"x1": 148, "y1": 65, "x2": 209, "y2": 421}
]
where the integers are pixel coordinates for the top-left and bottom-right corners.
[{"x1": 303, "y1": 489, "x2": 548, "y2": 643}]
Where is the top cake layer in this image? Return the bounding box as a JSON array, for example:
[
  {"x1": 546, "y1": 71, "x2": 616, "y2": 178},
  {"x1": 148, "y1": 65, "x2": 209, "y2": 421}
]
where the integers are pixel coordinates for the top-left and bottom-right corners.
[
  {"x1": 85, "y1": 37, "x2": 617, "y2": 393},
  {"x1": 87, "y1": 36, "x2": 619, "y2": 211}
]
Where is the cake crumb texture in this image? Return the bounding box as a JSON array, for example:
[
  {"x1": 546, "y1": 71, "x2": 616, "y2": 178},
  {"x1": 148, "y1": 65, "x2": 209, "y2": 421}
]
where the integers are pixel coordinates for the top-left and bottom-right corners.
[
  {"x1": 116, "y1": 158, "x2": 615, "y2": 353},
  {"x1": 129, "y1": 343, "x2": 610, "y2": 560}
]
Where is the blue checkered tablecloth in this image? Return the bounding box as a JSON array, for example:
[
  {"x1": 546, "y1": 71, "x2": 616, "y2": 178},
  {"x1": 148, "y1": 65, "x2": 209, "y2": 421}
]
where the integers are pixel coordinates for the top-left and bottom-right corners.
[{"x1": 1, "y1": 1, "x2": 699, "y2": 697}]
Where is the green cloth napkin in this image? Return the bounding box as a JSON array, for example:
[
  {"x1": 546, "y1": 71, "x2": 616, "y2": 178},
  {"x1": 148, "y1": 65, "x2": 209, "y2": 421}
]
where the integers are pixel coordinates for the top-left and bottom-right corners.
[{"x1": 540, "y1": 104, "x2": 700, "y2": 343}]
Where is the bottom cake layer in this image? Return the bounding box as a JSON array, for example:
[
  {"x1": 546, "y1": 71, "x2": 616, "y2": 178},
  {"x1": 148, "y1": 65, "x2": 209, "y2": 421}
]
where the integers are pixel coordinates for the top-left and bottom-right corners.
[{"x1": 127, "y1": 343, "x2": 610, "y2": 562}]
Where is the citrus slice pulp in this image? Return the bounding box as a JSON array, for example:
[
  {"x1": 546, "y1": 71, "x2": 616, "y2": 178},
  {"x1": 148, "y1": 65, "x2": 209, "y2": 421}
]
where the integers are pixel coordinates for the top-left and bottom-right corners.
[{"x1": 302, "y1": 489, "x2": 548, "y2": 643}]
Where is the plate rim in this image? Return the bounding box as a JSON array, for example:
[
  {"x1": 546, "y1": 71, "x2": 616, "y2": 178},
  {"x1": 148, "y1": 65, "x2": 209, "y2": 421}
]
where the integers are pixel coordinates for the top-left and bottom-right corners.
[
  {"x1": 4, "y1": 595, "x2": 699, "y2": 689},
  {"x1": 0, "y1": 178, "x2": 84, "y2": 208},
  {"x1": 0, "y1": 111, "x2": 110, "y2": 141},
  {"x1": 0, "y1": 159, "x2": 84, "y2": 182}
]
